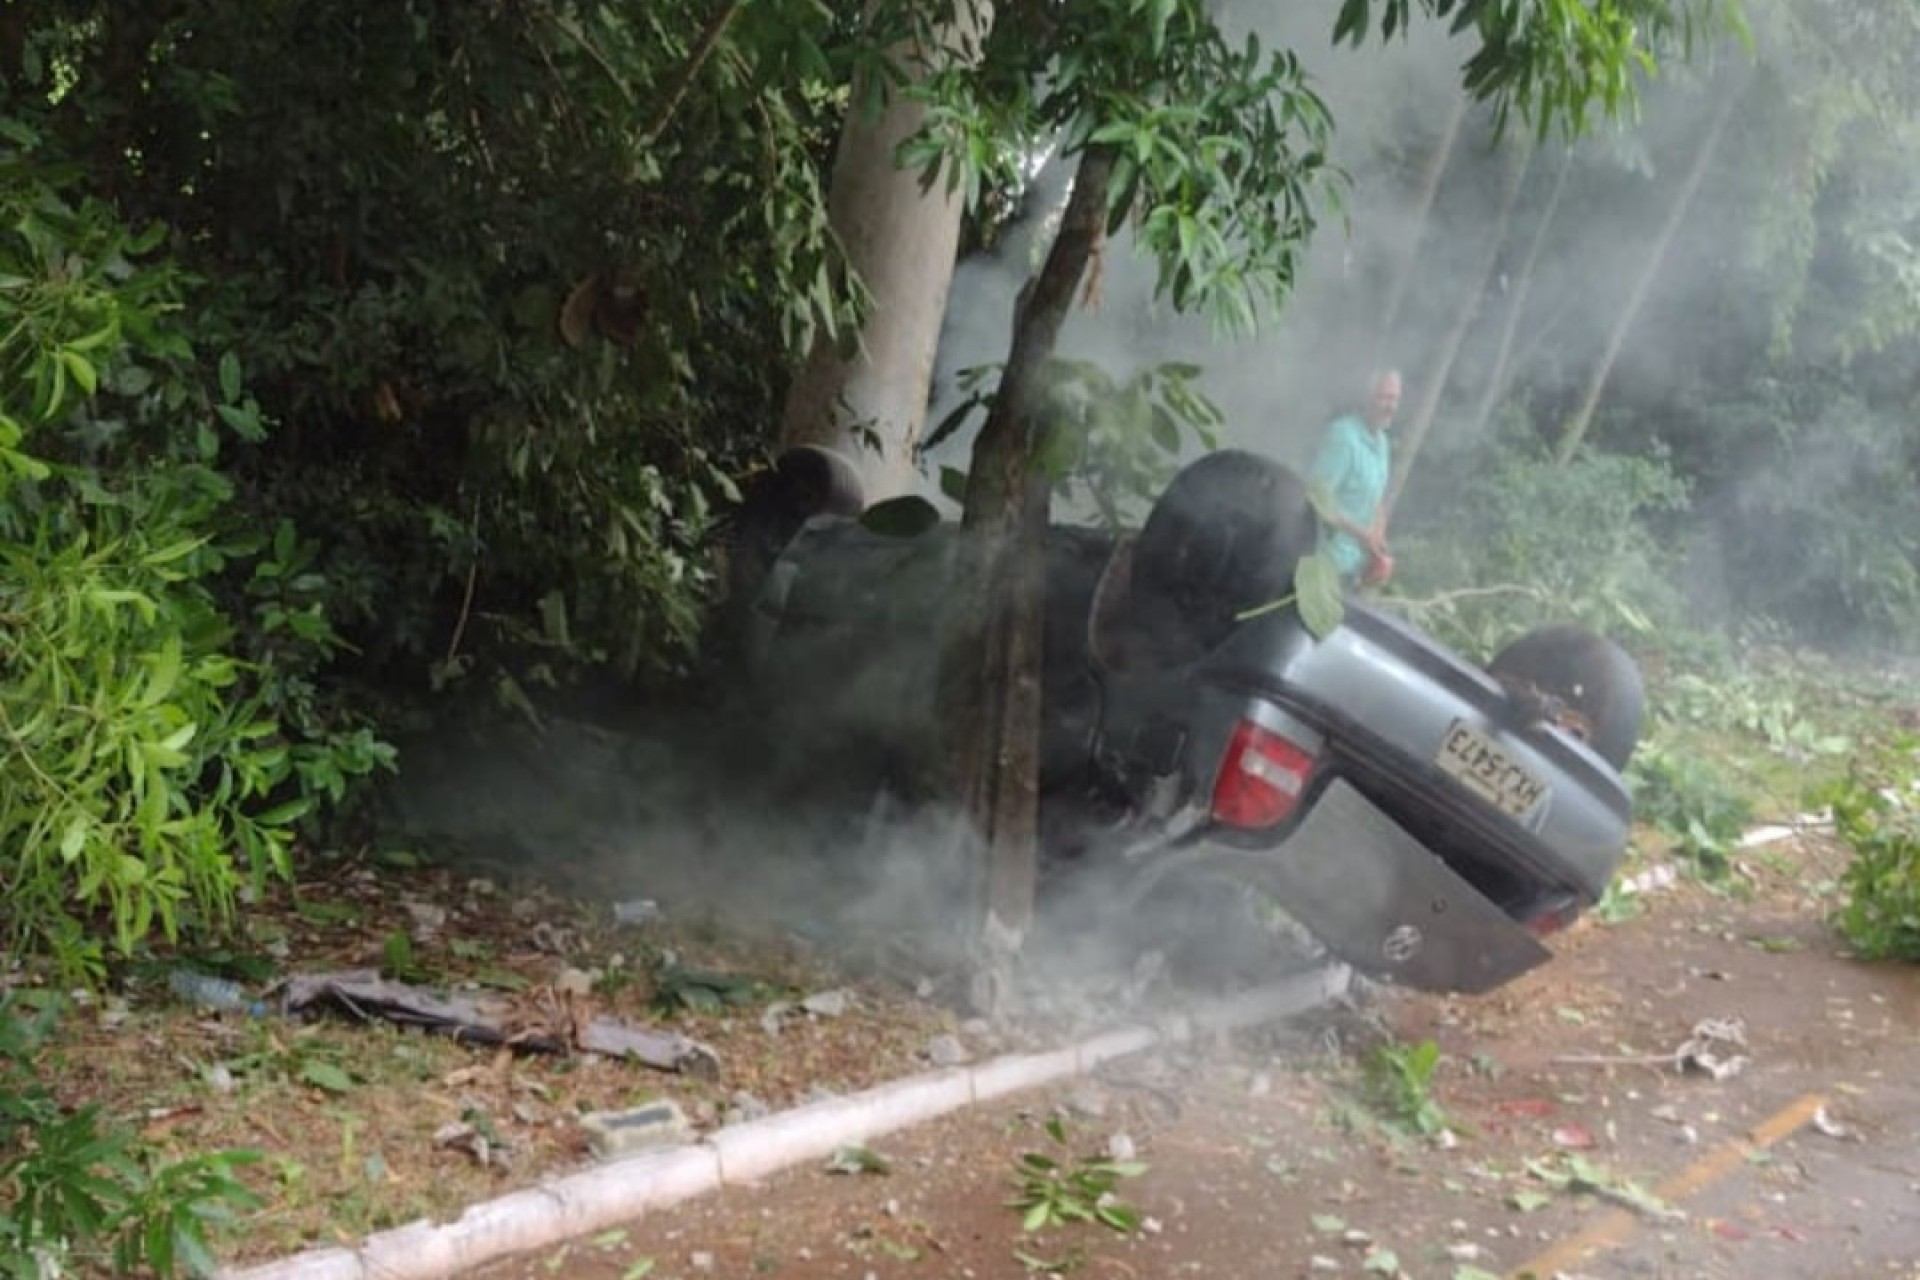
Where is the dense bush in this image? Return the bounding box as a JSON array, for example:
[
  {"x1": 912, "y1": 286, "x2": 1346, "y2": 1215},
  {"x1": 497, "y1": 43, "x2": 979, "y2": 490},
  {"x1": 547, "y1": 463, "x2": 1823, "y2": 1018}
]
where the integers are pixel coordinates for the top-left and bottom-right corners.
[
  {"x1": 1390, "y1": 428, "x2": 1692, "y2": 657},
  {"x1": 0, "y1": 125, "x2": 388, "y2": 981},
  {"x1": 21, "y1": 0, "x2": 853, "y2": 691}
]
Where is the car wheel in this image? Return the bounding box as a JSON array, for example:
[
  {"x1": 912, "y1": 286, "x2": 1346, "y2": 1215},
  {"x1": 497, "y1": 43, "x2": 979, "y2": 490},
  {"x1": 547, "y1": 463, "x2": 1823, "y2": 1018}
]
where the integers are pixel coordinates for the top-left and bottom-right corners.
[
  {"x1": 1125, "y1": 450, "x2": 1319, "y2": 662},
  {"x1": 1486, "y1": 624, "x2": 1645, "y2": 769},
  {"x1": 725, "y1": 445, "x2": 867, "y2": 606}
]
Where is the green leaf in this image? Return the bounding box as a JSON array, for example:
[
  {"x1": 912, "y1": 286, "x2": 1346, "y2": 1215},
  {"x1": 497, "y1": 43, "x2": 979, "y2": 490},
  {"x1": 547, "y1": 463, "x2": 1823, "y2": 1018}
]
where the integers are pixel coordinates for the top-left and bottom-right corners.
[
  {"x1": 1508, "y1": 1190, "x2": 1553, "y2": 1213},
  {"x1": 858, "y1": 495, "x2": 942, "y2": 538},
  {"x1": 1295, "y1": 552, "x2": 1345, "y2": 638},
  {"x1": 59, "y1": 349, "x2": 98, "y2": 397},
  {"x1": 218, "y1": 351, "x2": 243, "y2": 403},
  {"x1": 300, "y1": 1061, "x2": 354, "y2": 1094},
  {"x1": 1310, "y1": 1213, "x2": 1346, "y2": 1234},
  {"x1": 939, "y1": 465, "x2": 970, "y2": 505}
]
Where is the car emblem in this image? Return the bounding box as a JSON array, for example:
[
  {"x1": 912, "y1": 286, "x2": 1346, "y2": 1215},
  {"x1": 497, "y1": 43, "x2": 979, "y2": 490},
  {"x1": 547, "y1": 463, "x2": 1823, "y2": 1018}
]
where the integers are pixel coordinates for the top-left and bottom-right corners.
[{"x1": 1383, "y1": 925, "x2": 1423, "y2": 965}]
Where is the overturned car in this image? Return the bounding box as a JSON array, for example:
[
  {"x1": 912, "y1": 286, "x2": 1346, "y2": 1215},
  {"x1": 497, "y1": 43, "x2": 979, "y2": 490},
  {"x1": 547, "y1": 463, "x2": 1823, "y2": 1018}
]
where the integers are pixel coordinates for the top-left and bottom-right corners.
[{"x1": 728, "y1": 447, "x2": 1644, "y2": 997}]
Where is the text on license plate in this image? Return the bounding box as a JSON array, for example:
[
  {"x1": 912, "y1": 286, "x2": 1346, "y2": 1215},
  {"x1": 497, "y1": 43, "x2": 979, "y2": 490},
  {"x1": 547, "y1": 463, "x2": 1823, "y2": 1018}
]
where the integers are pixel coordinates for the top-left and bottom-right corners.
[{"x1": 1436, "y1": 721, "x2": 1548, "y2": 817}]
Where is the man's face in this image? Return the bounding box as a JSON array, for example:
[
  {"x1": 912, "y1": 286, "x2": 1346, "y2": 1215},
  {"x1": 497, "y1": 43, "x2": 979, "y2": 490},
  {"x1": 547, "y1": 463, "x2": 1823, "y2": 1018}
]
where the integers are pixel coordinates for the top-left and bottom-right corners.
[{"x1": 1368, "y1": 374, "x2": 1402, "y2": 428}]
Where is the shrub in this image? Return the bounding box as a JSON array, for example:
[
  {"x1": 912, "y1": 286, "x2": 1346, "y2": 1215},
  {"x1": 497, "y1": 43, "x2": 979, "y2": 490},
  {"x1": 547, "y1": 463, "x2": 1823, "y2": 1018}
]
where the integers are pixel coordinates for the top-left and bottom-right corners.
[
  {"x1": 0, "y1": 994, "x2": 261, "y2": 1278},
  {"x1": 1826, "y1": 744, "x2": 1920, "y2": 962},
  {"x1": 0, "y1": 122, "x2": 389, "y2": 982},
  {"x1": 1392, "y1": 435, "x2": 1692, "y2": 658}
]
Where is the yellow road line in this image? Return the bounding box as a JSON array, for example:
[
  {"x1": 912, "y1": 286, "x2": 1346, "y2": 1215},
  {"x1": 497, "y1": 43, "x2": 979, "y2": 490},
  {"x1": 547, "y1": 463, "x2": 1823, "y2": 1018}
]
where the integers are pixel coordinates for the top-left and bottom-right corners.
[{"x1": 1507, "y1": 1091, "x2": 1828, "y2": 1279}]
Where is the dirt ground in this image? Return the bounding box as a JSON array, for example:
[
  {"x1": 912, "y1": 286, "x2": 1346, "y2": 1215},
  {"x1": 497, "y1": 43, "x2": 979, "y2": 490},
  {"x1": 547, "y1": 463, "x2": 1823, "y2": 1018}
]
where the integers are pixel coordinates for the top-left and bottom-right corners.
[{"x1": 464, "y1": 830, "x2": 1920, "y2": 1280}]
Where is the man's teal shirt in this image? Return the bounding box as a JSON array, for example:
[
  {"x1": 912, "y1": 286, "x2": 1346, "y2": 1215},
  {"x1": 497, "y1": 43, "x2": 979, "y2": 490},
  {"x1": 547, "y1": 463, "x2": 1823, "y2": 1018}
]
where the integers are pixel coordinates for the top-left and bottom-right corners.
[{"x1": 1309, "y1": 413, "x2": 1391, "y2": 578}]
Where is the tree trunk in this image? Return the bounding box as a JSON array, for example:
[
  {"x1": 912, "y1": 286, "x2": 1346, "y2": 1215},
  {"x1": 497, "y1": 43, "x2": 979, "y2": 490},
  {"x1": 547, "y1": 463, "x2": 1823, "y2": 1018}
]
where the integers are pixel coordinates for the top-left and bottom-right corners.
[
  {"x1": 780, "y1": 8, "x2": 992, "y2": 501},
  {"x1": 1383, "y1": 136, "x2": 1533, "y2": 516},
  {"x1": 942, "y1": 146, "x2": 1113, "y2": 1010},
  {"x1": 1376, "y1": 93, "x2": 1467, "y2": 356},
  {"x1": 1553, "y1": 84, "x2": 1739, "y2": 465},
  {"x1": 1464, "y1": 147, "x2": 1571, "y2": 441}
]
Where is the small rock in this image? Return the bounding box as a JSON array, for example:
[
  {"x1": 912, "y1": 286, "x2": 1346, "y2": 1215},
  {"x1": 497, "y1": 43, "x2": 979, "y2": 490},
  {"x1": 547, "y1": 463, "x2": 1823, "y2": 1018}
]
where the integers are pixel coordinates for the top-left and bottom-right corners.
[
  {"x1": 404, "y1": 901, "x2": 448, "y2": 935},
  {"x1": 761, "y1": 1001, "x2": 795, "y2": 1035},
  {"x1": 1309, "y1": 1256, "x2": 1342, "y2": 1272},
  {"x1": 1341, "y1": 1228, "x2": 1372, "y2": 1247},
  {"x1": 689, "y1": 1252, "x2": 714, "y2": 1272},
  {"x1": 613, "y1": 898, "x2": 662, "y2": 926},
  {"x1": 206, "y1": 1064, "x2": 237, "y2": 1093},
  {"x1": 1248, "y1": 1071, "x2": 1273, "y2": 1097},
  {"x1": 1106, "y1": 1132, "x2": 1137, "y2": 1162},
  {"x1": 467, "y1": 878, "x2": 498, "y2": 897},
  {"x1": 555, "y1": 968, "x2": 594, "y2": 998},
  {"x1": 926, "y1": 1034, "x2": 969, "y2": 1066},
  {"x1": 802, "y1": 989, "x2": 852, "y2": 1018},
  {"x1": 1063, "y1": 1086, "x2": 1108, "y2": 1118},
  {"x1": 1142, "y1": 1217, "x2": 1163, "y2": 1235},
  {"x1": 726, "y1": 1092, "x2": 771, "y2": 1125},
  {"x1": 1445, "y1": 1243, "x2": 1483, "y2": 1262}
]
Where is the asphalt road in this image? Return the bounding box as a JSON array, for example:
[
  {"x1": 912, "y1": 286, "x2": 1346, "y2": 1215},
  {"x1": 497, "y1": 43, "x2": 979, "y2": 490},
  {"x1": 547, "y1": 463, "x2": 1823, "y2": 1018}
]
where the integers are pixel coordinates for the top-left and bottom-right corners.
[{"x1": 464, "y1": 835, "x2": 1920, "y2": 1280}]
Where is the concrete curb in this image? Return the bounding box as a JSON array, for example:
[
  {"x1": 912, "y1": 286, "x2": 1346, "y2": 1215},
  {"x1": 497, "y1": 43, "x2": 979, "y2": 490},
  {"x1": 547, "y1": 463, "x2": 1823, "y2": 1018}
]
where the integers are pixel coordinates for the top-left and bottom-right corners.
[{"x1": 216, "y1": 964, "x2": 1350, "y2": 1280}]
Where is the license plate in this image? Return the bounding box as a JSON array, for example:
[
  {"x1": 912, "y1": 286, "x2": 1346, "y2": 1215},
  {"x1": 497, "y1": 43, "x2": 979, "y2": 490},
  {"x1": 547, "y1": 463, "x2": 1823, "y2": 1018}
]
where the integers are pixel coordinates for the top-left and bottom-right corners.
[{"x1": 1436, "y1": 721, "x2": 1548, "y2": 817}]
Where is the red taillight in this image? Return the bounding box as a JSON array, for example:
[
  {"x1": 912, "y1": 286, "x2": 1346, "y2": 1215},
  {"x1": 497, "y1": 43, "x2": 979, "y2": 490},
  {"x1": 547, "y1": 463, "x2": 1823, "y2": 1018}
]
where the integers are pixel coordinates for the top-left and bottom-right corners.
[
  {"x1": 1523, "y1": 895, "x2": 1582, "y2": 938},
  {"x1": 1211, "y1": 720, "x2": 1316, "y2": 829}
]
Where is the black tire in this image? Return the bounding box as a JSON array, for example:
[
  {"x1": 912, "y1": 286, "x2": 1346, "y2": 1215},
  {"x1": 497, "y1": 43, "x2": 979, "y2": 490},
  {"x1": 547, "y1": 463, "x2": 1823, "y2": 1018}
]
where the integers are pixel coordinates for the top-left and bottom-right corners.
[
  {"x1": 1486, "y1": 624, "x2": 1645, "y2": 769},
  {"x1": 1126, "y1": 450, "x2": 1319, "y2": 661},
  {"x1": 725, "y1": 445, "x2": 867, "y2": 606}
]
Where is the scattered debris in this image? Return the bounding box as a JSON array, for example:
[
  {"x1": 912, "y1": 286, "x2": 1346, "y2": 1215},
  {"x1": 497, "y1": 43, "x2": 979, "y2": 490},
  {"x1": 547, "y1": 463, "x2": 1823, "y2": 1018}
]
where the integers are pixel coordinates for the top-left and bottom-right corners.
[
  {"x1": 1550, "y1": 1017, "x2": 1750, "y2": 1080},
  {"x1": 282, "y1": 969, "x2": 720, "y2": 1077},
  {"x1": 434, "y1": 1120, "x2": 509, "y2": 1168},
  {"x1": 580, "y1": 1100, "x2": 693, "y2": 1159},
  {"x1": 1526, "y1": 1154, "x2": 1683, "y2": 1223},
  {"x1": 613, "y1": 898, "x2": 663, "y2": 926},
  {"x1": 1811, "y1": 1104, "x2": 1853, "y2": 1140},
  {"x1": 823, "y1": 1145, "x2": 892, "y2": 1176},
  {"x1": 1617, "y1": 862, "x2": 1678, "y2": 897},
  {"x1": 1737, "y1": 809, "x2": 1833, "y2": 849}
]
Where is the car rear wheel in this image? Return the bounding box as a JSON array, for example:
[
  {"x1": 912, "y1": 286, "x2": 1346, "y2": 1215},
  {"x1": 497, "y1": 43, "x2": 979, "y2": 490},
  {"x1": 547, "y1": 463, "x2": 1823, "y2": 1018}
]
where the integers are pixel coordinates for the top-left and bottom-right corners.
[
  {"x1": 1486, "y1": 625, "x2": 1645, "y2": 769},
  {"x1": 1124, "y1": 450, "x2": 1319, "y2": 663}
]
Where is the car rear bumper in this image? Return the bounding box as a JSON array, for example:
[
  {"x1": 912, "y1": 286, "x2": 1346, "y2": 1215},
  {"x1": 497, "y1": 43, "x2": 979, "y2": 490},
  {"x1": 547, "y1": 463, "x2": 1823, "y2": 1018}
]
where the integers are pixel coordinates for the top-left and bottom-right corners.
[{"x1": 1133, "y1": 778, "x2": 1553, "y2": 995}]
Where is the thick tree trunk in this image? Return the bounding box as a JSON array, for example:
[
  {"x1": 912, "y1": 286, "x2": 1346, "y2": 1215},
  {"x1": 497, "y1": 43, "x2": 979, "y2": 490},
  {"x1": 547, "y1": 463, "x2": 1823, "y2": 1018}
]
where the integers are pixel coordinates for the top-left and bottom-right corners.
[
  {"x1": 1464, "y1": 147, "x2": 1570, "y2": 441},
  {"x1": 1384, "y1": 137, "x2": 1533, "y2": 515},
  {"x1": 1377, "y1": 93, "x2": 1467, "y2": 356},
  {"x1": 942, "y1": 147, "x2": 1113, "y2": 1009},
  {"x1": 780, "y1": 8, "x2": 992, "y2": 501},
  {"x1": 1554, "y1": 85, "x2": 1739, "y2": 465}
]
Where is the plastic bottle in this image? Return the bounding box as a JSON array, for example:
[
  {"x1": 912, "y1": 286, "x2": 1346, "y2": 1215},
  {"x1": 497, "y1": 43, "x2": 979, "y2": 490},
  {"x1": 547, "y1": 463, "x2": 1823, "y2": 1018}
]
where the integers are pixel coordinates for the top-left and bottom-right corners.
[{"x1": 168, "y1": 969, "x2": 268, "y2": 1017}]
